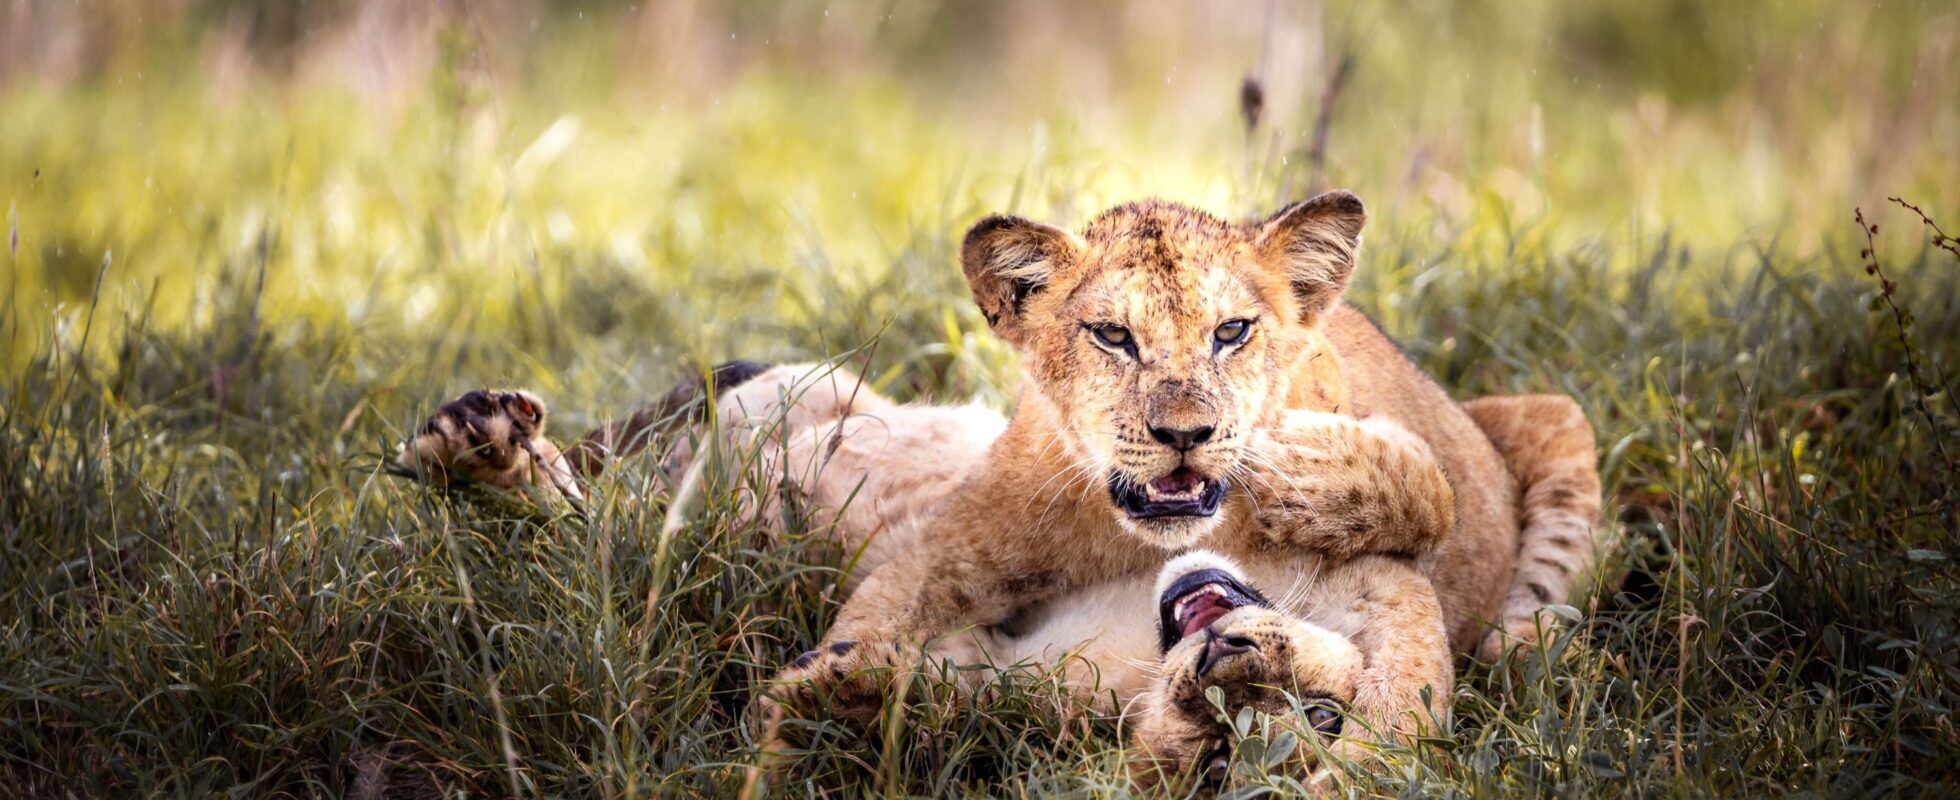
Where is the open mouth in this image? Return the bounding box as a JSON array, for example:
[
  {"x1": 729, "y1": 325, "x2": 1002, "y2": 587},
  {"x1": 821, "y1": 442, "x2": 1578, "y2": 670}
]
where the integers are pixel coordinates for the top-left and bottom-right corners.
[
  {"x1": 1109, "y1": 467, "x2": 1228, "y2": 520},
  {"x1": 1156, "y1": 567, "x2": 1269, "y2": 653}
]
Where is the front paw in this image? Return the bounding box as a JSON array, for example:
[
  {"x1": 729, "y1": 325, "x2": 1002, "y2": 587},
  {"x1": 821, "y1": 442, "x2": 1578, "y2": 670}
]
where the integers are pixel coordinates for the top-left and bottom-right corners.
[
  {"x1": 1476, "y1": 617, "x2": 1551, "y2": 664},
  {"x1": 760, "y1": 640, "x2": 908, "y2": 730},
  {"x1": 1243, "y1": 414, "x2": 1452, "y2": 559}
]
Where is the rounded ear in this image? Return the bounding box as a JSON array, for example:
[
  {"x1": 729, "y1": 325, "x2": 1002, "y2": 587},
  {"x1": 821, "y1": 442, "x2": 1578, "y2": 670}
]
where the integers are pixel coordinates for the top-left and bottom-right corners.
[
  {"x1": 960, "y1": 214, "x2": 1083, "y2": 346},
  {"x1": 1255, "y1": 190, "x2": 1367, "y2": 326}
]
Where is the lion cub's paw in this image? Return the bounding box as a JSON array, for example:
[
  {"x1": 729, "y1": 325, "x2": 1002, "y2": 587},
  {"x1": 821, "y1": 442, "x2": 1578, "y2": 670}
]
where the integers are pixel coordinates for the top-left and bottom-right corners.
[
  {"x1": 1476, "y1": 617, "x2": 1552, "y2": 664},
  {"x1": 758, "y1": 640, "x2": 911, "y2": 731},
  {"x1": 1242, "y1": 412, "x2": 1454, "y2": 560},
  {"x1": 397, "y1": 389, "x2": 583, "y2": 501}
]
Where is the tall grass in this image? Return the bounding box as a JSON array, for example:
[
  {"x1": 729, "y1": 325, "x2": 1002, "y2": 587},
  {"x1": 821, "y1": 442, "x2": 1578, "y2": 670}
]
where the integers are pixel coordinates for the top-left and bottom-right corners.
[{"x1": 5, "y1": 190, "x2": 1954, "y2": 795}]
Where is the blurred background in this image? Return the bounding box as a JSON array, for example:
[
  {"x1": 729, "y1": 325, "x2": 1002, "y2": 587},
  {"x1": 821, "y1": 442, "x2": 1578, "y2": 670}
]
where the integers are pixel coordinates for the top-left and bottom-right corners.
[{"x1": 2, "y1": 0, "x2": 1952, "y2": 383}]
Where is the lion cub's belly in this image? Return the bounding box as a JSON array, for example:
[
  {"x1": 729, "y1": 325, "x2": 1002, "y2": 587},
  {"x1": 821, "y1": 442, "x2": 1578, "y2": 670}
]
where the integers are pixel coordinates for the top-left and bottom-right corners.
[
  {"x1": 960, "y1": 576, "x2": 1166, "y2": 709},
  {"x1": 792, "y1": 401, "x2": 1007, "y2": 589}
]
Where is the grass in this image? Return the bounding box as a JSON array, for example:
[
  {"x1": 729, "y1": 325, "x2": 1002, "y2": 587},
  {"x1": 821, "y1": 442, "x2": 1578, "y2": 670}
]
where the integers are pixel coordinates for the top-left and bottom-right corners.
[{"x1": 2, "y1": 2, "x2": 1958, "y2": 796}]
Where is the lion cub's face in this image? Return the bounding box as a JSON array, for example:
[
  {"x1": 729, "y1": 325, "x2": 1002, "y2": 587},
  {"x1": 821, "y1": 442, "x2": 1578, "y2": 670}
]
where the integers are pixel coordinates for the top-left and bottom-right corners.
[
  {"x1": 960, "y1": 192, "x2": 1367, "y2": 546},
  {"x1": 1135, "y1": 552, "x2": 1361, "y2": 784}
]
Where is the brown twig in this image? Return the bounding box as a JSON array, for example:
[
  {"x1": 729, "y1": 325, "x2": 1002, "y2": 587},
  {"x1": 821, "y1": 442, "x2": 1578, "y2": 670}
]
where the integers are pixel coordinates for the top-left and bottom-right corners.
[
  {"x1": 1855, "y1": 205, "x2": 1955, "y2": 503},
  {"x1": 1888, "y1": 196, "x2": 1960, "y2": 260}
]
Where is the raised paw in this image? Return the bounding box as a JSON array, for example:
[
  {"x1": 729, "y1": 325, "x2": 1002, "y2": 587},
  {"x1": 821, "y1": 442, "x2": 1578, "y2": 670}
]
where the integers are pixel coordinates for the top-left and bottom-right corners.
[
  {"x1": 1239, "y1": 412, "x2": 1454, "y2": 560},
  {"x1": 397, "y1": 389, "x2": 582, "y2": 501}
]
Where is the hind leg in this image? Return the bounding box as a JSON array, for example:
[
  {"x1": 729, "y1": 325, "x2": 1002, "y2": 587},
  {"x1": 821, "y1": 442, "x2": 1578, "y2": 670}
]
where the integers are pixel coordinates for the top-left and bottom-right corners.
[
  {"x1": 558, "y1": 361, "x2": 894, "y2": 476},
  {"x1": 1461, "y1": 394, "x2": 1603, "y2": 660},
  {"x1": 399, "y1": 360, "x2": 877, "y2": 501}
]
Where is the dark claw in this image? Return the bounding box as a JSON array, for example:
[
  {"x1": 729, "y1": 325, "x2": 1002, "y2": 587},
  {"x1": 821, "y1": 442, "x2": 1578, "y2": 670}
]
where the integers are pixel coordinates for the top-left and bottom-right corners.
[
  {"x1": 827, "y1": 640, "x2": 857, "y2": 656},
  {"x1": 790, "y1": 649, "x2": 822, "y2": 670}
]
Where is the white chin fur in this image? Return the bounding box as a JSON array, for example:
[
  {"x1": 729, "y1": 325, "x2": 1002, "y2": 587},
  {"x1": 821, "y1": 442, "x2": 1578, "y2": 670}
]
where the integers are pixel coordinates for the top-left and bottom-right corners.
[{"x1": 1154, "y1": 549, "x2": 1246, "y2": 599}]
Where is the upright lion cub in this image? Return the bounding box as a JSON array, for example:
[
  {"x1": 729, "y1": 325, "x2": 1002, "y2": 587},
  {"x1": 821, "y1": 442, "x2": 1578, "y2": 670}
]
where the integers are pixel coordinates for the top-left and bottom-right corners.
[{"x1": 780, "y1": 191, "x2": 1599, "y2": 705}]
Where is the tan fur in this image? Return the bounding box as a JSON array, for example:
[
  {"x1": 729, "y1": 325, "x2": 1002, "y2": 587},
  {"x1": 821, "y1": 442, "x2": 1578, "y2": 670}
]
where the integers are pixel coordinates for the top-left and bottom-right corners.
[
  {"x1": 1315, "y1": 304, "x2": 1526, "y2": 653},
  {"x1": 1462, "y1": 395, "x2": 1605, "y2": 658},
  {"x1": 788, "y1": 394, "x2": 1442, "y2": 782},
  {"x1": 800, "y1": 193, "x2": 1592, "y2": 687}
]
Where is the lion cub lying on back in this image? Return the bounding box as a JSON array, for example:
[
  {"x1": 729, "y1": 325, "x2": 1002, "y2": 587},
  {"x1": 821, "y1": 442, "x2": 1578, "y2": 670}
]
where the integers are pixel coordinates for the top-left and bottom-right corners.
[{"x1": 399, "y1": 363, "x2": 1454, "y2": 785}]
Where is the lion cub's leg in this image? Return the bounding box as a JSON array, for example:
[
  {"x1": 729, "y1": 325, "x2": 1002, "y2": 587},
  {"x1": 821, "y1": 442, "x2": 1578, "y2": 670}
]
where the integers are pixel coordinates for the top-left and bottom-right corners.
[
  {"x1": 1461, "y1": 394, "x2": 1603, "y2": 660},
  {"x1": 561, "y1": 360, "x2": 778, "y2": 478},
  {"x1": 1335, "y1": 555, "x2": 1454, "y2": 741},
  {"x1": 564, "y1": 361, "x2": 893, "y2": 479},
  {"x1": 397, "y1": 389, "x2": 583, "y2": 501},
  {"x1": 1218, "y1": 412, "x2": 1456, "y2": 749},
  {"x1": 400, "y1": 361, "x2": 888, "y2": 495},
  {"x1": 1236, "y1": 410, "x2": 1456, "y2": 559}
]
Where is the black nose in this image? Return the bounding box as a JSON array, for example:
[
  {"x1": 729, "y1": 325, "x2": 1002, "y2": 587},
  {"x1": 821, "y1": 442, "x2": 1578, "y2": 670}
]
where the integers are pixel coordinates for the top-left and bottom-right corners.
[
  {"x1": 1195, "y1": 630, "x2": 1256, "y2": 676},
  {"x1": 1149, "y1": 424, "x2": 1215, "y2": 451}
]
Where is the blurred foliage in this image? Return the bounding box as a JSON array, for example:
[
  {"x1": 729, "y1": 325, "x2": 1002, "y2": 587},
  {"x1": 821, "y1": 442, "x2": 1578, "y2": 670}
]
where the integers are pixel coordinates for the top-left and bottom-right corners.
[
  {"x1": 1, "y1": 0, "x2": 1952, "y2": 378},
  {"x1": 0, "y1": 0, "x2": 1956, "y2": 796}
]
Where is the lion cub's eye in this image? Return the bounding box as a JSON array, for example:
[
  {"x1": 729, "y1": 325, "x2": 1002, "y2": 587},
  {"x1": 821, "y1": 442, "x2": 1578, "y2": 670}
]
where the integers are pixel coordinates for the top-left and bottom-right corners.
[
  {"x1": 1303, "y1": 701, "x2": 1344, "y2": 735},
  {"x1": 1090, "y1": 324, "x2": 1134, "y2": 350},
  {"x1": 1213, "y1": 319, "x2": 1252, "y2": 347}
]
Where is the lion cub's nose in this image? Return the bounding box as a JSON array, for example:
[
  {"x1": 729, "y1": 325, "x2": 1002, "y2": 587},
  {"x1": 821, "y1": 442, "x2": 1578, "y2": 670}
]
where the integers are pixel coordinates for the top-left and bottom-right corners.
[
  {"x1": 1196, "y1": 630, "x2": 1256, "y2": 676},
  {"x1": 1149, "y1": 423, "x2": 1215, "y2": 452}
]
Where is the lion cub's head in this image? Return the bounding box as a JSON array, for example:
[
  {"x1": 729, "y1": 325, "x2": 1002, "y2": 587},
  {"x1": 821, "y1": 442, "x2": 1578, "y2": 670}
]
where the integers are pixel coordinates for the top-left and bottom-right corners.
[
  {"x1": 1131, "y1": 551, "x2": 1361, "y2": 788},
  {"x1": 960, "y1": 192, "x2": 1366, "y2": 546}
]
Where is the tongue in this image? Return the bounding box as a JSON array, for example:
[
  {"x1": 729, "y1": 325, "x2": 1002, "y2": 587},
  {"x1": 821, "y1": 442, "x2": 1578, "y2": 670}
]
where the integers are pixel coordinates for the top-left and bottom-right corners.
[
  {"x1": 1150, "y1": 468, "x2": 1205, "y2": 499},
  {"x1": 1178, "y1": 592, "x2": 1237, "y2": 638}
]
